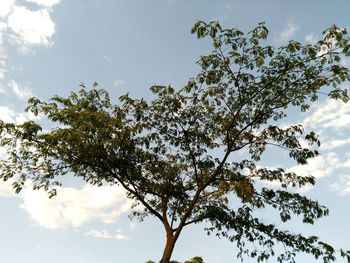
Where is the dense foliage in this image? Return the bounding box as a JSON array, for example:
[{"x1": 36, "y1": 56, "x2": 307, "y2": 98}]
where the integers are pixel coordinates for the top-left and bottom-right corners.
[{"x1": 1, "y1": 21, "x2": 350, "y2": 262}]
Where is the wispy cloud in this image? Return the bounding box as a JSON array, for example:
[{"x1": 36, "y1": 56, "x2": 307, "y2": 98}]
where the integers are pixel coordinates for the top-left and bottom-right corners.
[
  {"x1": 296, "y1": 98, "x2": 350, "y2": 195},
  {"x1": 86, "y1": 229, "x2": 127, "y2": 240},
  {"x1": 114, "y1": 79, "x2": 124, "y2": 87},
  {"x1": 320, "y1": 138, "x2": 350, "y2": 150},
  {"x1": 129, "y1": 222, "x2": 137, "y2": 231},
  {"x1": 102, "y1": 55, "x2": 112, "y2": 63},
  {"x1": 305, "y1": 33, "x2": 318, "y2": 44},
  {"x1": 9, "y1": 79, "x2": 34, "y2": 100},
  {"x1": 330, "y1": 174, "x2": 350, "y2": 196},
  {"x1": 302, "y1": 99, "x2": 350, "y2": 132},
  {"x1": 0, "y1": 23, "x2": 8, "y2": 79},
  {"x1": 278, "y1": 18, "x2": 300, "y2": 42}
]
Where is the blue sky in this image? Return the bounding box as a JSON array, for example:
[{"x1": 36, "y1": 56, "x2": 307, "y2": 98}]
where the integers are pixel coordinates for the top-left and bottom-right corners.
[{"x1": 0, "y1": 0, "x2": 350, "y2": 262}]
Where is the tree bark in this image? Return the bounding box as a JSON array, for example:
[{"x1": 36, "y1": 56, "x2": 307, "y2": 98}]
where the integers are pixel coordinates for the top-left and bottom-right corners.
[{"x1": 160, "y1": 234, "x2": 176, "y2": 263}]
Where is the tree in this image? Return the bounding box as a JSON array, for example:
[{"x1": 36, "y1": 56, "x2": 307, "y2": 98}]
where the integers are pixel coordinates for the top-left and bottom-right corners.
[{"x1": 1, "y1": 21, "x2": 350, "y2": 263}]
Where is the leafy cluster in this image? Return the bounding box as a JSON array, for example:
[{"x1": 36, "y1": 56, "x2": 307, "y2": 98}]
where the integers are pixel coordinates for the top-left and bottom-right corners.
[{"x1": 1, "y1": 21, "x2": 350, "y2": 262}]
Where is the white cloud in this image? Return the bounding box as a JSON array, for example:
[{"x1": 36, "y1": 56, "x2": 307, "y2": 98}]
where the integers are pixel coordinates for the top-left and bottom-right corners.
[
  {"x1": 26, "y1": 0, "x2": 61, "y2": 8},
  {"x1": 0, "y1": 178, "x2": 16, "y2": 197},
  {"x1": 0, "y1": 105, "x2": 37, "y2": 123},
  {"x1": 114, "y1": 80, "x2": 124, "y2": 87},
  {"x1": 0, "y1": 106, "x2": 16, "y2": 122},
  {"x1": 341, "y1": 160, "x2": 350, "y2": 168},
  {"x1": 9, "y1": 79, "x2": 33, "y2": 100},
  {"x1": 102, "y1": 55, "x2": 112, "y2": 63},
  {"x1": 115, "y1": 233, "x2": 127, "y2": 240},
  {"x1": 278, "y1": 18, "x2": 300, "y2": 42},
  {"x1": 0, "y1": 0, "x2": 16, "y2": 18},
  {"x1": 330, "y1": 174, "x2": 350, "y2": 196},
  {"x1": 86, "y1": 229, "x2": 127, "y2": 240},
  {"x1": 129, "y1": 222, "x2": 137, "y2": 231},
  {"x1": 320, "y1": 138, "x2": 350, "y2": 150},
  {"x1": 86, "y1": 229, "x2": 113, "y2": 238},
  {"x1": 303, "y1": 99, "x2": 350, "y2": 132},
  {"x1": 295, "y1": 100, "x2": 350, "y2": 194},
  {"x1": 20, "y1": 184, "x2": 132, "y2": 229},
  {"x1": 0, "y1": 23, "x2": 8, "y2": 79},
  {"x1": 337, "y1": 152, "x2": 350, "y2": 168},
  {"x1": 287, "y1": 152, "x2": 340, "y2": 179},
  {"x1": 2, "y1": 175, "x2": 132, "y2": 233},
  {"x1": 0, "y1": 1, "x2": 60, "y2": 81},
  {"x1": 305, "y1": 33, "x2": 318, "y2": 44},
  {"x1": 8, "y1": 6, "x2": 55, "y2": 47}
]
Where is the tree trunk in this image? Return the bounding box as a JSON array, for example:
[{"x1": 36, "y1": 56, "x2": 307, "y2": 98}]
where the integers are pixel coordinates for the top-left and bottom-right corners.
[{"x1": 160, "y1": 235, "x2": 176, "y2": 263}]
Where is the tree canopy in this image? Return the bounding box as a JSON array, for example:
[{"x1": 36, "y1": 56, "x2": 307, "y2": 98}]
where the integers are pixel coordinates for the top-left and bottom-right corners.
[{"x1": 1, "y1": 21, "x2": 350, "y2": 262}]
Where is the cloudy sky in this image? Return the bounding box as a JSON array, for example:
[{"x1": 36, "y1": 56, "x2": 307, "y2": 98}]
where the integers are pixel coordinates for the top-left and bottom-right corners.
[{"x1": 0, "y1": 0, "x2": 350, "y2": 262}]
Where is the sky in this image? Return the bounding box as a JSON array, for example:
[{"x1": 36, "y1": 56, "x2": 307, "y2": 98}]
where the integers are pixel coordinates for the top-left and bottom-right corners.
[{"x1": 0, "y1": 0, "x2": 350, "y2": 262}]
